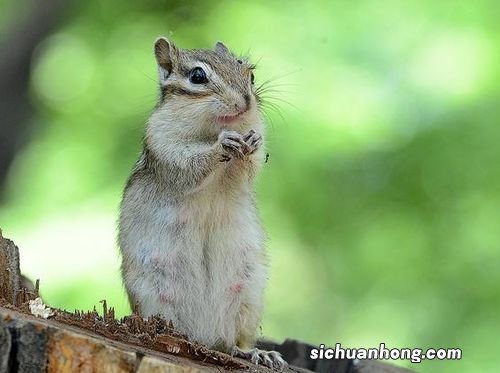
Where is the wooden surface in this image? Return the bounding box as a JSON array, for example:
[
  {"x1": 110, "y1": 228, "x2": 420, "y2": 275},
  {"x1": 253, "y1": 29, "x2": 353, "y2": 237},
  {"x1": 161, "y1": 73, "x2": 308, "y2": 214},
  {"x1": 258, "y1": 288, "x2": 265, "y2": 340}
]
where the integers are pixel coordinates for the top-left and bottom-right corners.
[{"x1": 0, "y1": 229, "x2": 21, "y2": 305}]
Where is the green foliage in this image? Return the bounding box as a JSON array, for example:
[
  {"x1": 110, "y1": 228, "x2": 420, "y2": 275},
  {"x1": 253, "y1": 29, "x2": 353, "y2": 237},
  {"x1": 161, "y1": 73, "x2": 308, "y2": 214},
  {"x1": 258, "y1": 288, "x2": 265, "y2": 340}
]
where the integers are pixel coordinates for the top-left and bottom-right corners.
[{"x1": 2, "y1": 1, "x2": 500, "y2": 371}]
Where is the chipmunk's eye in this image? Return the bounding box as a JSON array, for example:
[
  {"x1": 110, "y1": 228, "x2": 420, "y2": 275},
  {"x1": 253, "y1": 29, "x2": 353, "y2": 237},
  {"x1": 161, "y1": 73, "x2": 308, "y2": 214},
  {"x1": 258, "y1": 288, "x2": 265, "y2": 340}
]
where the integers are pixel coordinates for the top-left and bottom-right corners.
[
  {"x1": 189, "y1": 67, "x2": 208, "y2": 84},
  {"x1": 250, "y1": 72, "x2": 255, "y2": 85}
]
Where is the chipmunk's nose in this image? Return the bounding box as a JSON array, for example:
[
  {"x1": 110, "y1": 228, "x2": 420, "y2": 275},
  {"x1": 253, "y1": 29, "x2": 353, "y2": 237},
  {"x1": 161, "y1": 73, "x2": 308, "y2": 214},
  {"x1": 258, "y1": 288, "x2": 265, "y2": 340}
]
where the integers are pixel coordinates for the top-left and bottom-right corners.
[
  {"x1": 234, "y1": 102, "x2": 247, "y2": 114},
  {"x1": 234, "y1": 93, "x2": 251, "y2": 113}
]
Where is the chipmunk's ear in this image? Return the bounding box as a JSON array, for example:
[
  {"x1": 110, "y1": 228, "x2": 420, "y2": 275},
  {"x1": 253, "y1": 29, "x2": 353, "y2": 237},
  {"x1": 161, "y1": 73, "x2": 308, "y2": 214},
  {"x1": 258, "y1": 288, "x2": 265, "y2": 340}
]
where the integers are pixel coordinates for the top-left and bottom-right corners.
[
  {"x1": 154, "y1": 37, "x2": 177, "y2": 84},
  {"x1": 215, "y1": 41, "x2": 230, "y2": 55}
]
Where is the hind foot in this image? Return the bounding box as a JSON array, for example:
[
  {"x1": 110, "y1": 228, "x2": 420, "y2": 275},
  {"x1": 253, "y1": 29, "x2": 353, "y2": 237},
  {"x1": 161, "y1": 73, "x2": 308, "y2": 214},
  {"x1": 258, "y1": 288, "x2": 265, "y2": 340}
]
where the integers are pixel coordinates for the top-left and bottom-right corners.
[{"x1": 232, "y1": 346, "x2": 287, "y2": 370}]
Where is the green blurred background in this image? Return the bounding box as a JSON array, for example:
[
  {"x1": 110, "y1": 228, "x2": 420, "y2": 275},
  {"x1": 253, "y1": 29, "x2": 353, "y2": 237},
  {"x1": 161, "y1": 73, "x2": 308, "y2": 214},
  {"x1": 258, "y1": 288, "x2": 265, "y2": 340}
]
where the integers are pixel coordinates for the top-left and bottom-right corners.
[{"x1": 1, "y1": 0, "x2": 499, "y2": 372}]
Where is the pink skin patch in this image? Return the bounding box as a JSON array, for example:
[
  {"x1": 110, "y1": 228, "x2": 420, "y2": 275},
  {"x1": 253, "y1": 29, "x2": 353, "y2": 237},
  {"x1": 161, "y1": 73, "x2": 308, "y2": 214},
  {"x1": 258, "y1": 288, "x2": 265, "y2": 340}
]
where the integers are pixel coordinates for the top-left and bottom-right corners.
[
  {"x1": 230, "y1": 282, "x2": 244, "y2": 294},
  {"x1": 151, "y1": 253, "x2": 176, "y2": 268},
  {"x1": 151, "y1": 253, "x2": 162, "y2": 264},
  {"x1": 159, "y1": 291, "x2": 172, "y2": 304}
]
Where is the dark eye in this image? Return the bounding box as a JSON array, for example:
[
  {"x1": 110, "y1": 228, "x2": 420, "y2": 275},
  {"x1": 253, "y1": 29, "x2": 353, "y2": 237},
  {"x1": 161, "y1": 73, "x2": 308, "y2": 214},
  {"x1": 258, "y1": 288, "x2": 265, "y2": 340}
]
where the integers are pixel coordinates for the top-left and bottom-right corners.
[
  {"x1": 250, "y1": 72, "x2": 255, "y2": 85},
  {"x1": 189, "y1": 67, "x2": 208, "y2": 84}
]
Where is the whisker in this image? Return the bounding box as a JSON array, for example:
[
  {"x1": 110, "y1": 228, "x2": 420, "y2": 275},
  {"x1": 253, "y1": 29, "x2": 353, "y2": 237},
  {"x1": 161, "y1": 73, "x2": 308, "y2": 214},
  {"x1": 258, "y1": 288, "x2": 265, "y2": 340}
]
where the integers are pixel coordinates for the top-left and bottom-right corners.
[
  {"x1": 256, "y1": 69, "x2": 301, "y2": 89},
  {"x1": 262, "y1": 110, "x2": 276, "y2": 130},
  {"x1": 260, "y1": 99, "x2": 286, "y2": 123},
  {"x1": 255, "y1": 82, "x2": 298, "y2": 97},
  {"x1": 260, "y1": 95, "x2": 299, "y2": 111},
  {"x1": 142, "y1": 72, "x2": 158, "y2": 84},
  {"x1": 256, "y1": 88, "x2": 294, "y2": 96}
]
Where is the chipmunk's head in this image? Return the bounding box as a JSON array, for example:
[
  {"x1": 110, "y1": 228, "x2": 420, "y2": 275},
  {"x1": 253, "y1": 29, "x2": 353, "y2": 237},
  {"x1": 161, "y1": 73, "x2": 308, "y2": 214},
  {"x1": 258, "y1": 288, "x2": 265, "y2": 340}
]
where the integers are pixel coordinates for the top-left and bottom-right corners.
[{"x1": 152, "y1": 37, "x2": 262, "y2": 134}]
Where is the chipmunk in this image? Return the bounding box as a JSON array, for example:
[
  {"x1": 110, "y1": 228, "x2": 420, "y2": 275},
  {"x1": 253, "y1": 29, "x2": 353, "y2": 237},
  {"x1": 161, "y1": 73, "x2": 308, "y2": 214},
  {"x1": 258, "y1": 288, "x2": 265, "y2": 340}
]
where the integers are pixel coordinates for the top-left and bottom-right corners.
[{"x1": 118, "y1": 37, "x2": 286, "y2": 369}]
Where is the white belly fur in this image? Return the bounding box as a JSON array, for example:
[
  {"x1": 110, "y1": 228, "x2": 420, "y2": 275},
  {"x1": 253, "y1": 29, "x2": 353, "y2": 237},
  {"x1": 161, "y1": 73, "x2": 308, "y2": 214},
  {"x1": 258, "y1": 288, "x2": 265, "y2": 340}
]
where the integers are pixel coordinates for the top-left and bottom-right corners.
[{"x1": 120, "y1": 179, "x2": 267, "y2": 348}]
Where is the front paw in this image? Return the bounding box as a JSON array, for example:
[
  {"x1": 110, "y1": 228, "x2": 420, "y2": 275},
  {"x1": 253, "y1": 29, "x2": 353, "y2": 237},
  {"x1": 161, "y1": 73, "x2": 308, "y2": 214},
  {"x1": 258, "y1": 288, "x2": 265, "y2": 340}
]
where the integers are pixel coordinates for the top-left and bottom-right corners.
[
  {"x1": 242, "y1": 130, "x2": 262, "y2": 155},
  {"x1": 218, "y1": 131, "x2": 250, "y2": 160}
]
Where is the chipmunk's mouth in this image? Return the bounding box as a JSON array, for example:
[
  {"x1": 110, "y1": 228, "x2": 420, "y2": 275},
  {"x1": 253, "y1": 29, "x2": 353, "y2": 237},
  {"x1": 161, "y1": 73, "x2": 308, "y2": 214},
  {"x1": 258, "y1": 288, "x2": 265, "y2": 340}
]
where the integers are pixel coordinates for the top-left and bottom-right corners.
[{"x1": 217, "y1": 109, "x2": 248, "y2": 124}]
